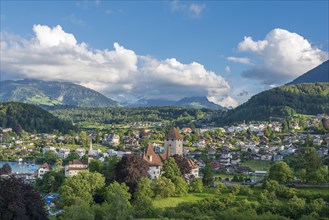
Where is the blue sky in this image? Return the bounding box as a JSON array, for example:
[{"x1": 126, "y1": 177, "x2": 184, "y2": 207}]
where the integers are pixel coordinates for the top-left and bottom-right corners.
[{"x1": 1, "y1": 1, "x2": 328, "y2": 107}]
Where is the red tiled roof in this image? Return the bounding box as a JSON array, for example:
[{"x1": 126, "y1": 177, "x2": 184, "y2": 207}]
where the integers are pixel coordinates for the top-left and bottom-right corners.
[
  {"x1": 165, "y1": 127, "x2": 182, "y2": 140},
  {"x1": 143, "y1": 144, "x2": 163, "y2": 166},
  {"x1": 69, "y1": 160, "x2": 87, "y2": 165},
  {"x1": 40, "y1": 162, "x2": 51, "y2": 170},
  {"x1": 187, "y1": 159, "x2": 199, "y2": 169}
]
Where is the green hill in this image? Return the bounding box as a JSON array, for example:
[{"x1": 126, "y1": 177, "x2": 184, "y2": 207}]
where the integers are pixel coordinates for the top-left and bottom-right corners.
[
  {"x1": 217, "y1": 83, "x2": 329, "y2": 124},
  {"x1": 0, "y1": 102, "x2": 75, "y2": 133},
  {"x1": 0, "y1": 79, "x2": 118, "y2": 107}
]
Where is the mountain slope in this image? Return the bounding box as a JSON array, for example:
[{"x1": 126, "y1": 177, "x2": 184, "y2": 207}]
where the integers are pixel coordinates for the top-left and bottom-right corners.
[
  {"x1": 287, "y1": 60, "x2": 329, "y2": 85},
  {"x1": 175, "y1": 97, "x2": 224, "y2": 110},
  {"x1": 217, "y1": 83, "x2": 329, "y2": 124},
  {"x1": 0, "y1": 102, "x2": 75, "y2": 133},
  {"x1": 126, "y1": 96, "x2": 224, "y2": 109},
  {"x1": 0, "y1": 79, "x2": 118, "y2": 107}
]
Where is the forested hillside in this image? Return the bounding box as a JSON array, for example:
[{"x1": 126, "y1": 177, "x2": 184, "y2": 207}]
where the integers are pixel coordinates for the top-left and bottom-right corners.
[
  {"x1": 0, "y1": 102, "x2": 75, "y2": 133},
  {"x1": 50, "y1": 106, "x2": 215, "y2": 127},
  {"x1": 217, "y1": 83, "x2": 329, "y2": 124}
]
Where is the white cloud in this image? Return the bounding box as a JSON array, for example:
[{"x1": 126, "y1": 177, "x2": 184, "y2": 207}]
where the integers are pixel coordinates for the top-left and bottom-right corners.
[
  {"x1": 224, "y1": 66, "x2": 231, "y2": 73},
  {"x1": 209, "y1": 96, "x2": 238, "y2": 108},
  {"x1": 235, "y1": 28, "x2": 328, "y2": 84},
  {"x1": 227, "y1": 56, "x2": 253, "y2": 65},
  {"x1": 170, "y1": 1, "x2": 206, "y2": 18},
  {"x1": 33, "y1": 24, "x2": 77, "y2": 47},
  {"x1": 189, "y1": 3, "x2": 206, "y2": 17},
  {"x1": 1, "y1": 24, "x2": 230, "y2": 103}
]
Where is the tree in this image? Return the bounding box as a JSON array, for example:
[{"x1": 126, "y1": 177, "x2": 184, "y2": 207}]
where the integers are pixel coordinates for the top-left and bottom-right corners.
[
  {"x1": 295, "y1": 147, "x2": 325, "y2": 183},
  {"x1": 268, "y1": 162, "x2": 293, "y2": 183},
  {"x1": 202, "y1": 165, "x2": 214, "y2": 187},
  {"x1": 60, "y1": 171, "x2": 105, "y2": 206},
  {"x1": 61, "y1": 202, "x2": 95, "y2": 220},
  {"x1": 173, "y1": 155, "x2": 192, "y2": 177},
  {"x1": 44, "y1": 150, "x2": 58, "y2": 164},
  {"x1": 153, "y1": 176, "x2": 175, "y2": 198},
  {"x1": 63, "y1": 152, "x2": 80, "y2": 165},
  {"x1": 88, "y1": 159, "x2": 103, "y2": 173},
  {"x1": 189, "y1": 178, "x2": 203, "y2": 193},
  {"x1": 55, "y1": 158, "x2": 63, "y2": 172},
  {"x1": 0, "y1": 177, "x2": 48, "y2": 220},
  {"x1": 13, "y1": 123, "x2": 23, "y2": 136},
  {"x1": 162, "y1": 157, "x2": 181, "y2": 181},
  {"x1": 0, "y1": 163, "x2": 12, "y2": 175},
  {"x1": 134, "y1": 177, "x2": 154, "y2": 199},
  {"x1": 173, "y1": 176, "x2": 188, "y2": 196},
  {"x1": 36, "y1": 170, "x2": 65, "y2": 193},
  {"x1": 133, "y1": 178, "x2": 155, "y2": 218},
  {"x1": 103, "y1": 157, "x2": 120, "y2": 184},
  {"x1": 115, "y1": 155, "x2": 149, "y2": 192},
  {"x1": 103, "y1": 181, "x2": 132, "y2": 220},
  {"x1": 215, "y1": 182, "x2": 226, "y2": 195}
]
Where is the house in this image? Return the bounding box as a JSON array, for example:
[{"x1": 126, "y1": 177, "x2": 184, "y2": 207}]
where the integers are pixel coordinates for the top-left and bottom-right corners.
[
  {"x1": 210, "y1": 160, "x2": 220, "y2": 170},
  {"x1": 182, "y1": 127, "x2": 193, "y2": 135},
  {"x1": 186, "y1": 158, "x2": 199, "y2": 179},
  {"x1": 273, "y1": 154, "x2": 284, "y2": 161},
  {"x1": 317, "y1": 147, "x2": 328, "y2": 157},
  {"x1": 102, "y1": 134, "x2": 120, "y2": 146},
  {"x1": 143, "y1": 145, "x2": 165, "y2": 179},
  {"x1": 75, "y1": 147, "x2": 86, "y2": 158},
  {"x1": 37, "y1": 163, "x2": 51, "y2": 179},
  {"x1": 219, "y1": 150, "x2": 232, "y2": 166},
  {"x1": 231, "y1": 156, "x2": 241, "y2": 165},
  {"x1": 107, "y1": 149, "x2": 118, "y2": 157},
  {"x1": 107, "y1": 134, "x2": 120, "y2": 146},
  {"x1": 42, "y1": 146, "x2": 57, "y2": 155},
  {"x1": 237, "y1": 166, "x2": 253, "y2": 174},
  {"x1": 313, "y1": 137, "x2": 323, "y2": 146},
  {"x1": 58, "y1": 147, "x2": 70, "y2": 159},
  {"x1": 193, "y1": 139, "x2": 206, "y2": 149},
  {"x1": 65, "y1": 160, "x2": 88, "y2": 177},
  {"x1": 260, "y1": 154, "x2": 272, "y2": 161}
]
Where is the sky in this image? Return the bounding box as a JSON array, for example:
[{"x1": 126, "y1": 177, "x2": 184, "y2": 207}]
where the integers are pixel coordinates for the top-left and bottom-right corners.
[{"x1": 1, "y1": 0, "x2": 328, "y2": 107}]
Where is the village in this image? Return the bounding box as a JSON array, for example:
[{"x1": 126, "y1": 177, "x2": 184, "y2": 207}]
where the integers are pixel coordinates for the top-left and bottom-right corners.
[{"x1": 1, "y1": 114, "x2": 328, "y2": 183}]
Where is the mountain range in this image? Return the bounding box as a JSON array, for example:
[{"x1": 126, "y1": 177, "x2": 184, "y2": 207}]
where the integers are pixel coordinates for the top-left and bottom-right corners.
[
  {"x1": 0, "y1": 79, "x2": 118, "y2": 108},
  {"x1": 0, "y1": 79, "x2": 224, "y2": 109},
  {"x1": 127, "y1": 96, "x2": 224, "y2": 110}
]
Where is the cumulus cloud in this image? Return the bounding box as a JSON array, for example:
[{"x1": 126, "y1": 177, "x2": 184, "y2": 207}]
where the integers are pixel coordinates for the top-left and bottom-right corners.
[
  {"x1": 234, "y1": 28, "x2": 328, "y2": 85},
  {"x1": 0, "y1": 24, "x2": 230, "y2": 103},
  {"x1": 171, "y1": 1, "x2": 206, "y2": 18},
  {"x1": 227, "y1": 56, "x2": 253, "y2": 65},
  {"x1": 208, "y1": 96, "x2": 238, "y2": 108}
]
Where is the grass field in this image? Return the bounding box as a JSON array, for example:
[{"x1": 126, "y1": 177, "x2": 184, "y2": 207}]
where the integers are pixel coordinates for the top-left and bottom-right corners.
[
  {"x1": 152, "y1": 188, "x2": 215, "y2": 209},
  {"x1": 241, "y1": 160, "x2": 272, "y2": 171}
]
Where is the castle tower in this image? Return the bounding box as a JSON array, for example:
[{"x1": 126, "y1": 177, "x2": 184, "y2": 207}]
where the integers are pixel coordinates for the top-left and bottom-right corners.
[{"x1": 164, "y1": 127, "x2": 183, "y2": 156}]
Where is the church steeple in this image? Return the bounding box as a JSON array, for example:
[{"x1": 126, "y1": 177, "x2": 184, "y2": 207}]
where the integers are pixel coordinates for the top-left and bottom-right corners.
[{"x1": 88, "y1": 141, "x2": 93, "y2": 156}]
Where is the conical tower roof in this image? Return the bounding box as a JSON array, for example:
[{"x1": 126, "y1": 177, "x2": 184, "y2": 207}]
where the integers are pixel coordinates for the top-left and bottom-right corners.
[{"x1": 165, "y1": 127, "x2": 182, "y2": 140}]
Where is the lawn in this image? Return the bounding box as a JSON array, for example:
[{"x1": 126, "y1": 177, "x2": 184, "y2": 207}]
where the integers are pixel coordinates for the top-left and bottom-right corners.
[
  {"x1": 152, "y1": 188, "x2": 215, "y2": 209},
  {"x1": 241, "y1": 160, "x2": 272, "y2": 171}
]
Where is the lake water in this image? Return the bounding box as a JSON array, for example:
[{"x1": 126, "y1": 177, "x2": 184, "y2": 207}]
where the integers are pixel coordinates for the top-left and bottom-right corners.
[{"x1": 0, "y1": 161, "x2": 41, "y2": 173}]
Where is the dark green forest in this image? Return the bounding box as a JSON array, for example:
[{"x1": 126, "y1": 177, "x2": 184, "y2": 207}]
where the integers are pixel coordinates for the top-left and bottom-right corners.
[
  {"x1": 217, "y1": 83, "x2": 329, "y2": 124},
  {"x1": 0, "y1": 102, "x2": 75, "y2": 133},
  {"x1": 50, "y1": 106, "x2": 215, "y2": 127}
]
